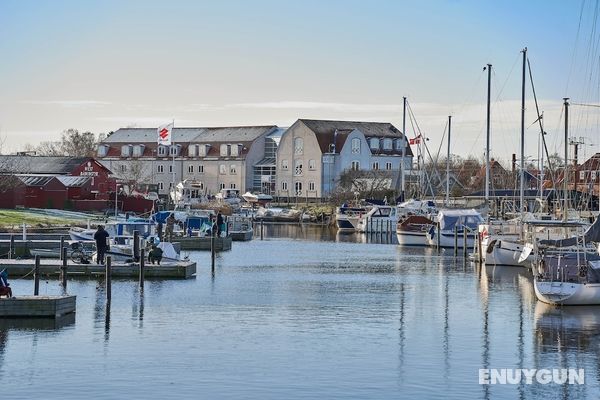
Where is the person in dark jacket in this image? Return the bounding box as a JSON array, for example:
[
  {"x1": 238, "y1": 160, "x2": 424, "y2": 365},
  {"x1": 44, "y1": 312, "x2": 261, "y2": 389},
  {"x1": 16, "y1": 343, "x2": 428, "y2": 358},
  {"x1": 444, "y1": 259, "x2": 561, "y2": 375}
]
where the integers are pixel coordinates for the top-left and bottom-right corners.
[
  {"x1": 148, "y1": 245, "x2": 163, "y2": 265},
  {"x1": 94, "y1": 225, "x2": 110, "y2": 264},
  {"x1": 217, "y1": 212, "x2": 224, "y2": 236}
]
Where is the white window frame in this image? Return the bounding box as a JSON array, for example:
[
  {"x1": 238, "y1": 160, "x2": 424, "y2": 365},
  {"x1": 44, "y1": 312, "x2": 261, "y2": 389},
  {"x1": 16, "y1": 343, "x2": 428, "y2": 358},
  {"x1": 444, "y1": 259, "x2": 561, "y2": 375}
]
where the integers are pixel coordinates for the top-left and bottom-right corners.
[
  {"x1": 351, "y1": 161, "x2": 360, "y2": 171},
  {"x1": 169, "y1": 165, "x2": 173, "y2": 173},
  {"x1": 188, "y1": 165, "x2": 194, "y2": 174},
  {"x1": 157, "y1": 145, "x2": 168, "y2": 157},
  {"x1": 219, "y1": 164, "x2": 226, "y2": 175},
  {"x1": 158, "y1": 182, "x2": 164, "y2": 190},
  {"x1": 198, "y1": 164, "x2": 204, "y2": 174},
  {"x1": 309, "y1": 159, "x2": 316, "y2": 170},
  {"x1": 372, "y1": 162, "x2": 379, "y2": 170},
  {"x1": 282, "y1": 159, "x2": 289, "y2": 170},
  {"x1": 383, "y1": 138, "x2": 393, "y2": 150},
  {"x1": 385, "y1": 162, "x2": 393, "y2": 171},
  {"x1": 309, "y1": 181, "x2": 315, "y2": 191},
  {"x1": 281, "y1": 181, "x2": 288, "y2": 191},
  {"x1": 295, "y1": 181, "x2": 303, "y2": 196},
  {"x1": 157, "y1": 165, "x2": 164, "y2": 173},
  {"x1": 351, "y1": 138, "x2": 361, "y2": 154},
  {"x1": 219, "y1": 182, "x2": 226, "y2": 190},
  {"x1": 230, "y1": 164, "x2": 237, "y2": 175},
  {"x1": 230, "y1": 183, "x2": 236, "y2": 189},
  {"x1": 294, "y1": 137, "x2": 304, "y2": 155},
  {"x1": 169, "y1": 145, "x2": 178, "y2": 156},
  {"x1": 294, "y1": 159, "x2": 303, "y2": 176}
]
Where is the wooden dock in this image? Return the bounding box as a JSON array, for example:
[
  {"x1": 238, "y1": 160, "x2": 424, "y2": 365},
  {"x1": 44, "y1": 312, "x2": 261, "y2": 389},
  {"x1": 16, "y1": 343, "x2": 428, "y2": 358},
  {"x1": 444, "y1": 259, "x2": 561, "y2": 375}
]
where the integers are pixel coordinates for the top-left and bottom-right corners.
[
  {"x1": 0, "y1": 259, "x2": 197, "y2": 279},
  {"x1": 0, "y1": 295, "x2": 76, "y2": 318},
  {"x1": 175, "y1": 237, "x2": 232, "y2": 251}
]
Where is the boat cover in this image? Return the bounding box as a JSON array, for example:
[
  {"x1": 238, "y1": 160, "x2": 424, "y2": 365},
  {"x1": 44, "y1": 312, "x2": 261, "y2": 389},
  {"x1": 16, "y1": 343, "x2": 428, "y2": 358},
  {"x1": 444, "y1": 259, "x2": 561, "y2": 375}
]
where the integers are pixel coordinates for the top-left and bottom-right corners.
[{"x1": 539, "y1": 217, "x2": 600, "y2": 247}]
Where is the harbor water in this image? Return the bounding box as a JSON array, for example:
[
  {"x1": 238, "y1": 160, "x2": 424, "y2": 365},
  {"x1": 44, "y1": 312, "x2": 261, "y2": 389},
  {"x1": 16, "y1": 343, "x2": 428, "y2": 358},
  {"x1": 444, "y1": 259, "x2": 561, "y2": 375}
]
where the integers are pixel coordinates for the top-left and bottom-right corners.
[{"x1": 2, "y1": 225, "x2": 599, "y2": 399}]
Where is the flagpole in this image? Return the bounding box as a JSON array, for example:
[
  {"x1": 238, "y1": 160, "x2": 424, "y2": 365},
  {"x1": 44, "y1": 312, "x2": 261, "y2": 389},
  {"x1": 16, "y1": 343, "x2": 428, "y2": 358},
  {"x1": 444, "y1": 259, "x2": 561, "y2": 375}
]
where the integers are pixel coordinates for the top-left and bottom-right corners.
[{"x1": 171, "y1": 119, "x2": 175, "y2": 207}]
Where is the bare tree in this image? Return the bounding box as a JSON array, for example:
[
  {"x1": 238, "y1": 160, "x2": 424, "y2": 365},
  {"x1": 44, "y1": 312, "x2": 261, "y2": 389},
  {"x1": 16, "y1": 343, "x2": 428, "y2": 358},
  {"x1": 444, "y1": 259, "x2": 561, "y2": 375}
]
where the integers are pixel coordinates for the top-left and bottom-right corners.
[
  {"x1": 26, "y1": 129, "x2": 101, "y2": 157},
  {"x1": 114, "y1": 160, "x2": 153, "y2": 194}
]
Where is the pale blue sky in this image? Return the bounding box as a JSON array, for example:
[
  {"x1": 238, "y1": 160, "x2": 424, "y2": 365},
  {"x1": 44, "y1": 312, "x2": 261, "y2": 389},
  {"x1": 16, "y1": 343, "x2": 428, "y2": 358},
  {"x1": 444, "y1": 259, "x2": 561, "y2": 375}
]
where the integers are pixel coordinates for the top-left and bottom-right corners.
[{"x1": 1, "y1": 0, "x2": 598, "y2": 163}]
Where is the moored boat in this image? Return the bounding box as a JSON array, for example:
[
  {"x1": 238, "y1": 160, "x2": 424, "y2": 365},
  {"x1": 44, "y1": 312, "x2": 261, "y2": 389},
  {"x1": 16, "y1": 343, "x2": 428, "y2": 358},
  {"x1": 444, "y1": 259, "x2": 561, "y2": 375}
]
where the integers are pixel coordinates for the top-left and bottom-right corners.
[{"x1": 396, "y1": 214, "x2": 433, "y2": 246}]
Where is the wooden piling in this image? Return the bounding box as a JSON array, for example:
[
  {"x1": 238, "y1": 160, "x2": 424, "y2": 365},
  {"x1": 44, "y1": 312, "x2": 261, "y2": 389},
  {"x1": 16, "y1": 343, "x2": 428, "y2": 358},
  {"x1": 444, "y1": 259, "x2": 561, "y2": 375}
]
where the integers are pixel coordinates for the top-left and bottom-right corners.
[
  {"x1": 59, "y1": 236, "x2": 65, "y2": 261},
  {"x1": 454, "y1": 226, "x2": 458, "y2": 256},
  {"x1": 463, "y1": 229, "x2": 468, "y2": 258},
  {"x1": 133, "y1": 230, "x2": 140, "y2": 261},
  {"x1": 139, "y1": 248, "x2": 145, "y2": 288},
  {"x1": 34, "y1": 255, "x2": 40, "y2": 295},
  {"x1": 106, "y1": 256, "x2": 112, "y2": 302},
  {"x1": 9, "y1": 235, "x2": 14, "y2": 259},
  {"x1": 211, "y1": 234, "x2": 216, "y2": 272},
  {"x1": 436, "y1": 222, "x2": 441, "y2": 251},
  {"x1": 477, "y1": 233, "x2": 483, "y2": 264},
  {"x1": 260, "y1": 220, "x2": 264, "y2": 240},
  {"x1": 61, "y1": 247, "x2": 68, "y2": 289}
]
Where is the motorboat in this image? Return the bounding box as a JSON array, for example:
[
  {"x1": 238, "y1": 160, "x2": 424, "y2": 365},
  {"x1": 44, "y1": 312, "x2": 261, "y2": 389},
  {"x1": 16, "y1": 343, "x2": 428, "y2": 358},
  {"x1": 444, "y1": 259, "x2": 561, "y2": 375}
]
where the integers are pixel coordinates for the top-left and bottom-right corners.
[
  {"x1": 69, "y1": 218, "x2": 156, "y2": 241},
  {"x1": 335, "y1": 205, "x2": 369, "y2": 232},
  {"x1": 396, "y1": 214, "x2": 434, "y2": 246},
  {"x1": 241, "y1": 192, "x2": 273, "y2": 205},
  {"x1": 227, "y1": 214, "x2": 253, "y2": 241},
  {"x1": 170, "y1": 179, "x2": 207, "y2": 208},
  {"x1": 356, "y1": 205, "x2": 398, "y2": 233},
  {"x1": 426, "y1": 209, "x2": 484, "y2": 248}
]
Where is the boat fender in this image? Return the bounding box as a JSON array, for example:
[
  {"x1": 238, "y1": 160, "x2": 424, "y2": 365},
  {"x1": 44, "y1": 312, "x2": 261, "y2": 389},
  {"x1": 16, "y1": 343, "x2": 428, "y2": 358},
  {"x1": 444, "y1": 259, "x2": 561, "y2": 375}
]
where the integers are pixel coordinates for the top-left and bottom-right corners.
[{"x1": 486, "y1": 240, "x2": 497, "y2": 254}]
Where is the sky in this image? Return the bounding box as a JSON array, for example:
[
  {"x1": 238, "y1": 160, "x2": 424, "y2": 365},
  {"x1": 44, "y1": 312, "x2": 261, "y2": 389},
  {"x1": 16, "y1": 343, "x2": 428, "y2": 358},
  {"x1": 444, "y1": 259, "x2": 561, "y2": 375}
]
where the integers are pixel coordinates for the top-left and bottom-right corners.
[{"x1": 1, "y1": 0, "x2": 600, "y2": 165}]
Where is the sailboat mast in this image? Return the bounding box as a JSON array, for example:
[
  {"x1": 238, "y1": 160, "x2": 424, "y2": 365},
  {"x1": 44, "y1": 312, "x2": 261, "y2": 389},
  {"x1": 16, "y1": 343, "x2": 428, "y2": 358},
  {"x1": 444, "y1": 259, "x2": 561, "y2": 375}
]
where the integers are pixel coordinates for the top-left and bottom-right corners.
[
  {"x1": 446, "y1": 115, "x2": 451, "y2": 206},
  {"x1": 520, "y1": 48, "x2": 527, "y2": 217},
  {"x1": 401, "y1": 96, "x2": 407, "y2": 201},
  {"x1": 563, "y1": 98, "x2": 569, "y2": 222},
  {"x1": 485, "y1": 64, "x2": 492, "y2": 220}
]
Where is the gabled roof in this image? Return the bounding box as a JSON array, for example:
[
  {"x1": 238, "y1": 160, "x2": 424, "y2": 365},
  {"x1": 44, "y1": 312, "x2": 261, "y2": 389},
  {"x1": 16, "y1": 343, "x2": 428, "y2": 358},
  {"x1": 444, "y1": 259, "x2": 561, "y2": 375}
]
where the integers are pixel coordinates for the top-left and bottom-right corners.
[
  {"x1": 0, "y1": 156, "x2": 88, "y2": 174},
  {"x1": 296, "y1": 119, "x2": 413, "y2": 156},
  {"x1": 56, "y1": 176, "x2": 91, "y2": 187}
]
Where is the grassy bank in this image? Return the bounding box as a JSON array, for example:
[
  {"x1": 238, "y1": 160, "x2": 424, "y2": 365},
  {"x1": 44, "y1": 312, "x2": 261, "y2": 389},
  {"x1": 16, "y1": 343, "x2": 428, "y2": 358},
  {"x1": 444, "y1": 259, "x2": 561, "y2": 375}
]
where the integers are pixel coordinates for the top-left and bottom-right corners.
[{"x1": 0, "y1": 209, "x2": 88, "y2": 229}]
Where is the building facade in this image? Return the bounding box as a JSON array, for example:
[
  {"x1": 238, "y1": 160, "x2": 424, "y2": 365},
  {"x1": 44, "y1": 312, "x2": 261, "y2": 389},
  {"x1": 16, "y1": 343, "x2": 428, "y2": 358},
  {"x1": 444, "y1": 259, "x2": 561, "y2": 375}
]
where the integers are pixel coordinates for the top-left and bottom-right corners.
[
  {"x1": 275, "y1": 119, "x2": 413, "y2": 200},
  {"x1": 97, "y1": 126, "x2": 277, "y2": 196}
]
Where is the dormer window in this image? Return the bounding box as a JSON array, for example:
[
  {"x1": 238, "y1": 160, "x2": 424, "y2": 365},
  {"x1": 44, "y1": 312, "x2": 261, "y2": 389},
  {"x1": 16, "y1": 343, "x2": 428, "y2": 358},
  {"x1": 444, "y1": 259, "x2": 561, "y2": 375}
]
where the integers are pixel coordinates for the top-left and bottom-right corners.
[
  {"x1": 395, "y1": 138, "x2": 405, "y2": 151},
  {"x1": 121, "y1": 144, "x2": 132, "y2": 157},
  {"x1": 188, "y1": 145, "x2": 198, "y2": 157},
  {"x1": 369, "y1": 138, "x2": 379, "y2": 150},
  {"x1": 157, "y1": 145, "x2": 168, "y2": 157},
  {"x1": 220, "y1": 144, "x2": 230, "y2": 157},
  {"x1": 132, "y1": 144, "x2": 145, "y2": 157},
  {"x1": 198, "y1": 144, "x2": 210, "y2": 157},
  {"x1": 383, "y1": 138, "x2": 393, "y2": 150},
  {"x1": 97, "y1": 145, "x2": 108, "y2": 157},
  {"x1": 230, "y1": 144, "x2": 242, "y2": 157},
  {"x1": 169, "y1": 145, "x2": 180, "y2": 156}
]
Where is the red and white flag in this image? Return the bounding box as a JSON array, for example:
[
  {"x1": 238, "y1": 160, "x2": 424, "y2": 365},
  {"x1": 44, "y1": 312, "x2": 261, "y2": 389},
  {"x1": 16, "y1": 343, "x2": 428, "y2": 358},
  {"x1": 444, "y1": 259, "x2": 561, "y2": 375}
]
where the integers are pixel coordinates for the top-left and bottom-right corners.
[
  {"x1": 157, "y1": 122, "x2": 174, "y2": 145},
  {"x1": 409, "y1": 134, "x2": 421, "y2": 145}
]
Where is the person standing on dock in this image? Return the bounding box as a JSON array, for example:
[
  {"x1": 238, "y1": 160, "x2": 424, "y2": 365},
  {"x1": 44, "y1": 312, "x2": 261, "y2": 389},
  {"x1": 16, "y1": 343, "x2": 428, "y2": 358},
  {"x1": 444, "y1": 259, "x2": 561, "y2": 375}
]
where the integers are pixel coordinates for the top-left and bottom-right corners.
[
  {"x1": 165, "y1": 213, "x2": 176, "y2": 242},
  {"x1": 94, "y1": 225, "x2": 110, "y2": 264},
  {"x1": 217, "y1": 212, "x2": 224, "y2": 237},
  {"x1": 157, "y1": 220, "x2": 163, "y2": 241},
  {"x1": 0, "y1": 269, "x2": 12, "y2": 298}
]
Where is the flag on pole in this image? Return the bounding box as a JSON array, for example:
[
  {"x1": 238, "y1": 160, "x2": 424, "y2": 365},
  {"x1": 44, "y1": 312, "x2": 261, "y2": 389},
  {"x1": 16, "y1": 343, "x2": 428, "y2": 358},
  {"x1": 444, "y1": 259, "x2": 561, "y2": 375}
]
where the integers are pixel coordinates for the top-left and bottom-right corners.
[
  {"x1": 409, "y1": 134, "x2": 422, "y2": 145},
  {"x1": 157, "y1": 122, "x2": 174, "y2": 145}
]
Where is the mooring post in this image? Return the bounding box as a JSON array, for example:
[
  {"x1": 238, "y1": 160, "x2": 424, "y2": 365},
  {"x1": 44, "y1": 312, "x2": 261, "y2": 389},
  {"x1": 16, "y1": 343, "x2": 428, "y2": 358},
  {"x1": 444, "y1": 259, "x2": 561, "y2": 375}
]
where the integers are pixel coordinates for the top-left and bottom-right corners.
[
  {"x1": 260, "y1": 220, "x2": 264, "y2": 240},
  {"x1": 436, "y1": 222, "x2": 441, "y2": 251},
  {"x1": 9, "y1": 235, "x2": 14, "y2": 259},
  {"x1": 477, "y1": 233, "x2": 483, "y2": 264},
  {"x1": 454, "y1": 226, "x2": 458, "y2": 256},
  {"x1": 59, "y1": 236, "x2": 65, "y2": 261},
  {"x1": 133, "y1": 230, "x2": 140, "y2": 261},
  {"x1": 211, "y1": 234, "x2": 216, "y2": 272},
  {"x1": 463, "y1": 229, "x2": 468, "y2": 258},
  {"x1": 33, "y1": 255, "x2": 40, "y2": 295},
  {"x1": 106, "y1": 256, "x2": 112, "y2": 303},
  {"x1": 139, "y1": 248, "x2": 145, "y2": 288},
  {"x1": 61, "y1": 247, "x2": 68, "y2": 289}
]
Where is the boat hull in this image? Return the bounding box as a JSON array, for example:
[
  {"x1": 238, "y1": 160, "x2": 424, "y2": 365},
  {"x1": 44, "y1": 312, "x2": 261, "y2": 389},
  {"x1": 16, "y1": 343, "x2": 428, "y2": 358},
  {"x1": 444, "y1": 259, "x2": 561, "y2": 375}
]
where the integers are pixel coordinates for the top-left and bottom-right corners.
[
  {"x1": 396, "y1": 231, "x2": 428, "y2": 246},
  {"x1": 230, "y1": 230, "x2": 253, "y2": 241},
  {"x1": 485, "y1": 239, "x2": 532, "y2": 268},
  {"x1": 427, "y1": 231, "x2": 477, "y2": 249},
  {"x1": 534, "y1": 280, "x2": 600, "y2": 305}
]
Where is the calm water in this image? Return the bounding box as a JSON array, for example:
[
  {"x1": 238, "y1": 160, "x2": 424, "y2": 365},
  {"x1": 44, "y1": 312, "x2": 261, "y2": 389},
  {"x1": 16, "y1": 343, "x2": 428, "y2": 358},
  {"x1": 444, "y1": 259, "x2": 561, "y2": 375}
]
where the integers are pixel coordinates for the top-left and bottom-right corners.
[{"x1": 2, "y1": 225, "x2": 599, "y2": 399}]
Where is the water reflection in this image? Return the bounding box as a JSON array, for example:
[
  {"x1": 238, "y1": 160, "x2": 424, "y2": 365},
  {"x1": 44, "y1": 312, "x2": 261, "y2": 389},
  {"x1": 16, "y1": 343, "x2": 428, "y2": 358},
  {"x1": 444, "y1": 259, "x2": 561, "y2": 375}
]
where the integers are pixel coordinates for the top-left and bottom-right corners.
[{"x1": 255, "y1": 222, "x2": 398, "y2": 244}]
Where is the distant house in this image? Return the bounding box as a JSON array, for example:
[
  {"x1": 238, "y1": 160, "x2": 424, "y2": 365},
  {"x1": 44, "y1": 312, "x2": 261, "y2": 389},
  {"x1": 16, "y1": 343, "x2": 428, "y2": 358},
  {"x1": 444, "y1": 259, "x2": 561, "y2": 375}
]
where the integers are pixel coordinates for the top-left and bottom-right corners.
[
  {"x1": 575, "y1": 153, "x2": 600, "y2": 196},
  {"x1": 275, "y1": 119, "x2": 413, "y2": 200}
]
